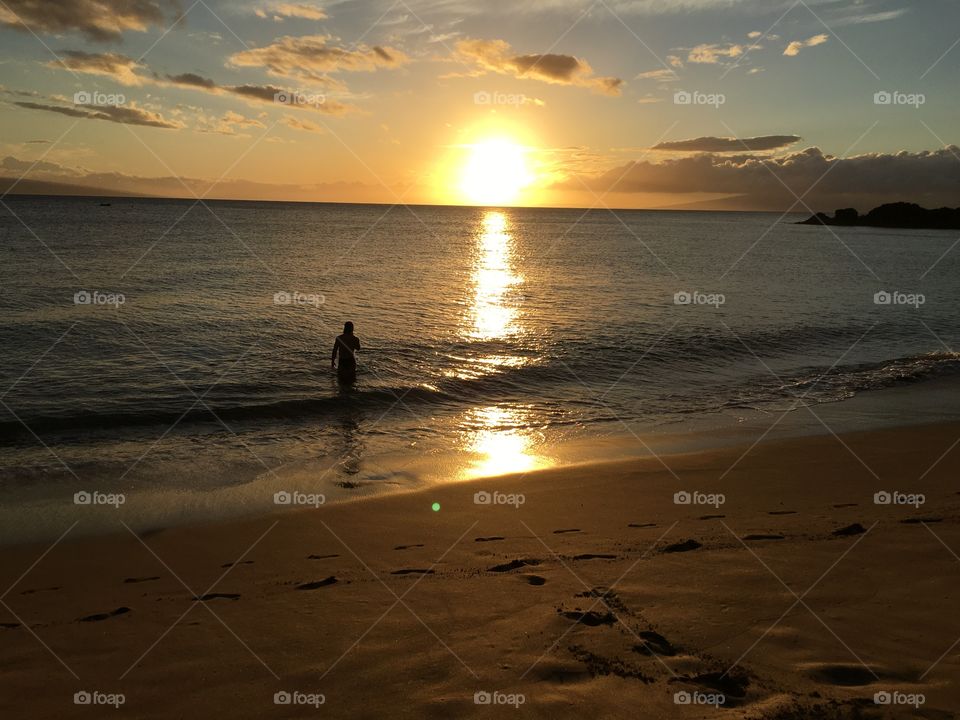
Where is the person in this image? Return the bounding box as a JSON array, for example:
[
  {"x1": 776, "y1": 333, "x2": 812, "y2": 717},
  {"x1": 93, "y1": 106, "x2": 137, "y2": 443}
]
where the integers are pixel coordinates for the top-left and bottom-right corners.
[{"x1": 331, "y1": 321, "x2": 361, "y2": 384}]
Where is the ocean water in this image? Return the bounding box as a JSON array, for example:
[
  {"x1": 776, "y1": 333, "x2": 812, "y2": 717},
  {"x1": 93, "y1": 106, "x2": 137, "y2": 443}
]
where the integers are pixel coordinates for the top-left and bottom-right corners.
[{"x1": 1, "y1": 197, "x2": 959, "y2": 540}]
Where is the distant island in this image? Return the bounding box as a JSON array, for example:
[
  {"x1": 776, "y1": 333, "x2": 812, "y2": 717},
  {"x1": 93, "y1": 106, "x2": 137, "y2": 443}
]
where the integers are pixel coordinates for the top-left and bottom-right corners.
[{"x1": 798, "y1": 202, "x2": 960, "y2": 229}]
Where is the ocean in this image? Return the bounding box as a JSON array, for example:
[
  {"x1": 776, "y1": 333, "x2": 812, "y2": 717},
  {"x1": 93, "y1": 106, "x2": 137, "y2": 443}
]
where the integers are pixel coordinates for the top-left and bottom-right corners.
[{"x1": 1, "y1": 196, "x2": 959, "y2": 542}]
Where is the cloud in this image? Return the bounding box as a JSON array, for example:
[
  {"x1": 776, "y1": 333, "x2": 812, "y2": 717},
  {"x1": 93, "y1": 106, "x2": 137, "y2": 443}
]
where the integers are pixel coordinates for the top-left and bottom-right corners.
[
  {"x1": 201, "y1": 110, "x2": 266, "y2": 135},
  {"x1": 0, "y1": 0, "x2": 177, "y2": 42},
  {"x1": 163, "y1": 72, "x2": 217, "y2": 89},
  {"x1": 158, "y1": 74, "x2": 356, "y2": 114},
  {"x1": 228, "y1": 35, "x2": 408, "y2": 81},
  {"x1": 275, "y1": 3, "x2": 327, "y2": 19},
  {"x1": 280, "y1": 114, "x2": 325, "y2": 133},
  {"x1": 784, "y1": 33, "x2": 829, "y2": 56},
  {"x1": 687, "y1": 43, "x2": 744, "y2": 64},
  {"x1": 564, "y1": 146, "x2": 960, "y2": 210},
  {"x1": 452, "y1": 38, "x2": 623, "y2": 95},
  {"x1": 829, "y1": 8, "x2": 908, "y2": 26},
  {"x1": 653, "y1": 135, "x2": 802, "y2": 152},
  {"x1": 635, "y1": 68, "x2": 678, "y2": 82},
  {"x1": 12, "y1": 100, "x2": 183, "y2": 128},
  {"x1": 52, "y1": 51, "x2": 144, "y2": 85}
]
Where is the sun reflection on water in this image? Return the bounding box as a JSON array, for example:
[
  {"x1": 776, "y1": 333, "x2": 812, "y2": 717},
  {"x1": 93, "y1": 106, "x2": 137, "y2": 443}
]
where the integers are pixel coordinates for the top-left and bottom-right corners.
[
  {"x1": 463, "y1": 406, "x2": 546, "y2": 478},
  {"x1": 469, "y1": 211, "x2": 522, "y2": 341},
  {"x1": 458, "y1": 212, "x2": 551, "y2": 478}
]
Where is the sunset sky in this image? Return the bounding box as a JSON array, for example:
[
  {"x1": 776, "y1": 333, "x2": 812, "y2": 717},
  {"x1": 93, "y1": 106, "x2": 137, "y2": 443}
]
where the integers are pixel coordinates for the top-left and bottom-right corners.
[{"x1": 1, "y1": 0, "x2": 958, "y2": 210}]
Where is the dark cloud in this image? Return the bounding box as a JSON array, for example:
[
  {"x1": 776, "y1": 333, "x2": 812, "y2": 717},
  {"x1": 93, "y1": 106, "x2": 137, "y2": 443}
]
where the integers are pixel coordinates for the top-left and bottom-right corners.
[
  {"x1": 567, "y1": 146, "x2": 960, "y2": 210},
  {"x1": 653, "y1": 135, "x2": 802, "y2": 152},
  {"x1": 55, "y1": 50, "x2": 143, "y2": 84},
  {"x1": 228, "y1": 84, "x2": 287, "y2": 102},
  {"x1": 228, "y1": 34, "x2": 409, "y2": 81},
  {"x1": 13, "y1": 100, "x2": 182, "y2": 128},
  {"x1": 0, "y1": 0, "x2": 178, "y2": 42},
  {"x1": 159, "y1": 76, "x2": 355, "y2": 114},
  {"x1": 163, "y1": 72, "x2": 217, "y2": 89},
  {"x1": 453, "y1": 38, "x2": 623, "y2": 95}
]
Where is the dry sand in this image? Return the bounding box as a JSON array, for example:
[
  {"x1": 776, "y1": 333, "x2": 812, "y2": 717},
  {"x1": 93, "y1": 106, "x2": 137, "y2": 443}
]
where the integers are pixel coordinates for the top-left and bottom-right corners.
[{"x1": 1, "y1": 422, "x2": 959, "y2": 719}]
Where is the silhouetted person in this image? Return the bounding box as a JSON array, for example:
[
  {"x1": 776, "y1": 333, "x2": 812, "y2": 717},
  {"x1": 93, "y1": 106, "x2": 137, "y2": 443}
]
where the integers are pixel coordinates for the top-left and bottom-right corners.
[{"x1": 332, "y1": 321, "x2": 361, "y2": 384}]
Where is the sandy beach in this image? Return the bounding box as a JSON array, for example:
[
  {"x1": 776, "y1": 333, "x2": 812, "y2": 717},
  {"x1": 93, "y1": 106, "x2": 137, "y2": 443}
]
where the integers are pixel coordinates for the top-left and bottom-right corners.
[{"x1": 1, "y1": 421, "x2": 958, "y2": 719}]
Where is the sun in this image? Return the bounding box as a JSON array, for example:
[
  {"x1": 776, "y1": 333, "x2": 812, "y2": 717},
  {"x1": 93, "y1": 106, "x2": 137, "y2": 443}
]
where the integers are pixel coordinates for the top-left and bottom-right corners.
[{"x1": 459, "y1": 138, "x2": 532, "y2": 206}]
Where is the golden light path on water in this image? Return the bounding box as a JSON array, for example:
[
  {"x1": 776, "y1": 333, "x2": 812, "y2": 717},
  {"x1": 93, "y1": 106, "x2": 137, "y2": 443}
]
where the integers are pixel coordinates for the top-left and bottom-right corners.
[
  {"x1": 460, "y1": 211, "x2": 549, "y2": 479},
  {"x1": 468, "y1": 211, "x2": 520, "y2": 340}
]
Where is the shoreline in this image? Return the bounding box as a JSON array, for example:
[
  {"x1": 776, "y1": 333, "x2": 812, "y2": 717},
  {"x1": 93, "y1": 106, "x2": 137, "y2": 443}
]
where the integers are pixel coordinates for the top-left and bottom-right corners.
[
  {"x1": 2, "y1": 420, "x2": 959, "y2": 718},
  {"x1": 3, "y1": 372, "x2": 960, "y2": 548}
]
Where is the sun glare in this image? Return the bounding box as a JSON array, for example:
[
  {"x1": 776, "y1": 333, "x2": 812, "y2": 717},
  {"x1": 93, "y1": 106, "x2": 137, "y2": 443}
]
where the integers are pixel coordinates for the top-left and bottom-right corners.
[{"x1": 459, "y1": 138, "x2": 532, "y2": 206}]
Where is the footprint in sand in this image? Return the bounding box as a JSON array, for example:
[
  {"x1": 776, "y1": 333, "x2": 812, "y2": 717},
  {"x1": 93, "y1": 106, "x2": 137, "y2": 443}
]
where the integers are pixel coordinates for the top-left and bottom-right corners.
[
  {"x1": 743, "y1": 534, "x2": 785, "y2": 541},
  {"x1": 832, "y1": 523, "x2": 866, "y2": 537},
  {"x1": 488, "y1": 559, "x2": 540, "y2": 573},
  {"x1": 560, "y1": 609, "x2": 617, "y2": 627},
  {"x1": 474, "y1": 536, "x2": 505, "y2": 543},
  {"x1": 297, "y1": 577, "x2": 338, "y2": 590},
  {"x1": 662, "y1": 539, "x2": 702, "y2": 553},
  {"x1": 553, "y1": 528, "x2": 581, "y2": 534},
  {"x1": 193, "y1": 593, "x2": 240, "y2": 601},
  {"x1": 308, "y1": 554, "x2": 339, "y2": 560},
  {"x1": 19, "y1": 586, "x2": 61, "y2": 595},
  {"x1": 628, "y1": 523, "x2": 656, "y2": 528},
  {"x1": 391, "y1": 568, "x2": 435, "y2": 575},
  {"x1": 525, "y1": 575, "x2": 546, "y2": 586},
  {"x1": 220, "y1": 560, "x2": 254, "y2": 569},
  {"x1": 394, "y1": 544, "x2": 425, "y2": 550},
  {"x1": 123, "y1": 576, "x2": 161, "y2": 584},
  {"x1": 633, "y1": 630, "x2": 677, "y2": 657},
  {"x1": 572, "y1": 553, "x2": 617, "y2": 561},
  {"x1": 77, "y1": 607, "x2": 131, "y2": 622},
  {"x1": 901, "y1": 517, "x2": 943, "y2": 524}
]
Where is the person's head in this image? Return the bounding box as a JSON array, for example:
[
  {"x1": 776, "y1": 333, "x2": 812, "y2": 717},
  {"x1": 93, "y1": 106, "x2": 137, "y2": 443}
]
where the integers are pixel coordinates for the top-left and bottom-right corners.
[{"x1": 343, "y1": 321, "x2": 354, "y2": 335}]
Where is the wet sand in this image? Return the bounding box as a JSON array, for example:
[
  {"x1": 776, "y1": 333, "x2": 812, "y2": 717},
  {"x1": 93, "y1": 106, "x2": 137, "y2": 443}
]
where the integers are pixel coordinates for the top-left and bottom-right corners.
[{"x1": 1, "y1": 422, "x2": 959, "y2": 718}]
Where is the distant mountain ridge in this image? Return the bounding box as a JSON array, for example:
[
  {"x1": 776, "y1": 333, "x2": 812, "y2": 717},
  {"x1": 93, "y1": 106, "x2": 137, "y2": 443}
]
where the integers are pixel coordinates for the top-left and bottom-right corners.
[{"x1": 799, "y1": 202, "x2": 960, "y2": 229}]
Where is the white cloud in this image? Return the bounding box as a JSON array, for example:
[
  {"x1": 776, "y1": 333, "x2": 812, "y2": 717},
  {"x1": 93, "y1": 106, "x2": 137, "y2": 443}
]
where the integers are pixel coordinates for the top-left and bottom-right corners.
[{"x1": 784, "y1": 33, "x2": 829, "y2": 57}]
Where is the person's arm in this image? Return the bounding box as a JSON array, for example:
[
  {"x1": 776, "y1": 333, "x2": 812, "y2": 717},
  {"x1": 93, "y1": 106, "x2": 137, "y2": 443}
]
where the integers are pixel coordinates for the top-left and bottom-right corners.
[{"x1": 331, "y1": 338, "x2": 338, "y2": 369}]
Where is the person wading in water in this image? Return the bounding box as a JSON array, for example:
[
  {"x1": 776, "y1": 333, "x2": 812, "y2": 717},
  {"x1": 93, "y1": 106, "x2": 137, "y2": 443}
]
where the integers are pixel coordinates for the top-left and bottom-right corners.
[{"x1": 331, "y1": 321, "x2": 361, "y2": 384}]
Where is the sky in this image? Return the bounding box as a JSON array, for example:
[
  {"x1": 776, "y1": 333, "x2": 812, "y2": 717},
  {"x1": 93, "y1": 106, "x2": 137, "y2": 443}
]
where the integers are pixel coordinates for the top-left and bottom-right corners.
[{"x1": 0, "y1": 0, "x2": 958, "y2": 210}]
